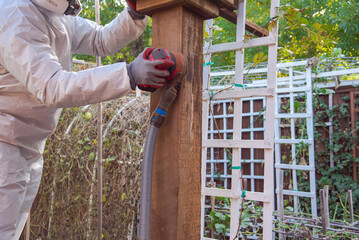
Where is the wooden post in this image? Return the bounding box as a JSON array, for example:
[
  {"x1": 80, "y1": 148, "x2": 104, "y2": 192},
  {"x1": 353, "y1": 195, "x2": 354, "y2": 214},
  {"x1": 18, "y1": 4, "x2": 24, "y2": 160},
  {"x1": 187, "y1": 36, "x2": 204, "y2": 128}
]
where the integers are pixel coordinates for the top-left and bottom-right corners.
[
  {"x1": 95, "y1": 0, "x2": 103, "y2": 239},
  {"x1": 150, "y1": 7, "x2": 202, "y2": 238},
  {"x1": 211, "y1": 182, "x2": 216, "y2": 238},
  {"x1": 137, "y1": 1, "x2": 237, "y2": 239},
  {"x1": 320, "y1": 185, "x2": 330, "y2": 235},
  {"x1": 348, "y1": 190, "x2": 355, "y2": 224},
  {"x1": 279, "y1": 170, "x2": 284, "y2": 240},
  {"x1": 25, "y1": 212, "x2": 30, "y2": 240}
]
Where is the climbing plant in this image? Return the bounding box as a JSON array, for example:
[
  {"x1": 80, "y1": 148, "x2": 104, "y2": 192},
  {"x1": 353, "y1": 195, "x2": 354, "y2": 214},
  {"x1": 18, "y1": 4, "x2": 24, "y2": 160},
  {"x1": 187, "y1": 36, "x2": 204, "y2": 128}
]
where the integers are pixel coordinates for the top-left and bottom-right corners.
[
  {"x1": 205, "y1": 0, "x2": 358, "y2": 68},
  {"x1": 205, "y1": 76, "x2": 359, "y2": 238},
  {"x1": 28, "y1": 95, "x2": 150, "y2": 239},
  {"x1": 313, "y1": 87, "x2": 359, "y2": 219}
]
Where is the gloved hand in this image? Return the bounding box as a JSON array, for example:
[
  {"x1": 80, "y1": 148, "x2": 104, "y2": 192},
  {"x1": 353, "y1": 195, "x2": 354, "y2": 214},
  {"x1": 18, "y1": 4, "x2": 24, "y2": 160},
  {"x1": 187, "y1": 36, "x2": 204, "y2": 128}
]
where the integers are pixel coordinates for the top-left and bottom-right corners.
[
  {"x1": 126, "y1": 0, "x2": 145, "y2": 20},
  {"x1": 127, "y1": 48, "x2": 175, "y2": 92}
]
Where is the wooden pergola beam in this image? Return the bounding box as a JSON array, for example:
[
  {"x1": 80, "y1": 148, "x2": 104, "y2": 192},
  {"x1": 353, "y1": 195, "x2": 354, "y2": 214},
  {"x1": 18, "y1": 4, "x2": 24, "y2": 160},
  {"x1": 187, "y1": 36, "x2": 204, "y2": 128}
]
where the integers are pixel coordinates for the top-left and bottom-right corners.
[
  {"x1": 219, "y1": 8, "x2": 269, "y2": 37},
  {"x1": 138, "y1": 1, "x2": 268, "y2": 37},
  {"x1": 216, "y1": 0, "x2": 237, "y2": 10},
  {"x1": 137, "y1": 0, "x2": 221, "y2": 19}
]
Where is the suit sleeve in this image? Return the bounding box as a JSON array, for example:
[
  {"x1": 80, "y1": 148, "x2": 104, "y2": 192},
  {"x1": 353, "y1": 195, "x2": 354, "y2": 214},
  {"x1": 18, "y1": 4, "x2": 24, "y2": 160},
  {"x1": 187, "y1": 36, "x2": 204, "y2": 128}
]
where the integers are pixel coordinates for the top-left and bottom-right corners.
[
  {"x1": 70, "y1": 9, "x2": 147, "y2": 56},
  {"x1": 0, "y1": 5, "x2": 143, "y2": 108}
]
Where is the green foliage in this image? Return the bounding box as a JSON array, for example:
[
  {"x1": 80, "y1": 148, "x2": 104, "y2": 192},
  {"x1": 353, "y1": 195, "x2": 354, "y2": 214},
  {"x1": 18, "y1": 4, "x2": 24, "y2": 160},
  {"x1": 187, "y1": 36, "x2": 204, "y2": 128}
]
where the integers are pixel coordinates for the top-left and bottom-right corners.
[
  {"x1": 274, "y1": 0, "x2": 359, "y2": 59},
  {"x1": 275, "y1": 2, "x2": 334, "y2": 59},
  {"x1": 206, "y1": 200, "x2": 263, "y2": 239},
  {"x1": 29, "y1": 96, "x2": 150, "y2": 239},
  {"x1": 208, "y1": 210, "x2": 230, "y2": 236},
  {"x1": 75, "y1": 0, "x2": 358, "y2": 68},
  {"x1": 313, "y1": 87, "x2": 359, "y2": 220},
  {"x1": 205, "y1": 196, "x2": 231, "y2": 239},
  {"x1": 205, "y1": 0, "x2": 358, "y2": 67},
  {"x1": 204, "y1": 17, "x2": 236, "y2": 68},
  {"x1": 319, "y1": 0, "x2": 359, "y2": 56}
]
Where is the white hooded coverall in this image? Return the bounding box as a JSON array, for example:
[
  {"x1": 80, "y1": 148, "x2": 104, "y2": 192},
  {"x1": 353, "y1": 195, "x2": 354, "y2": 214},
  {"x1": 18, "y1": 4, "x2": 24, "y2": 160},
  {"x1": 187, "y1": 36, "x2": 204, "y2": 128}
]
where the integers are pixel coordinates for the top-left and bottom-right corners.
[{"x1": 0, "y1": 0, "x2": 147, "y2": 239}]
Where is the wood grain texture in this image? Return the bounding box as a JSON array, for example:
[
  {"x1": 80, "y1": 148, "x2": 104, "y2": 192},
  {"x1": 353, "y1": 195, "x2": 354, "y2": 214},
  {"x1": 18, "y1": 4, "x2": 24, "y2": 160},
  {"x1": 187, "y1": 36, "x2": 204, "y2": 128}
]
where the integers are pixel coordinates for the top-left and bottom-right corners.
[
  {"x1": 218, "y1": 8, "x2": 269, "y2": 37},
  {"x1": 137, "y1": 0, "x2": 181, "y2": 13},
  {"x1": 137, "y1": 0, "x2": 219, "y2": 19},
  {"x1": 216, "y1": 0, "x2": 236, "y2": 10},
  {"x1": 150, "y1": 6, "x2": 202, "y2": 240},
  {"x1": 320, "y1": 186, "x2": 330, "y2": 234}
]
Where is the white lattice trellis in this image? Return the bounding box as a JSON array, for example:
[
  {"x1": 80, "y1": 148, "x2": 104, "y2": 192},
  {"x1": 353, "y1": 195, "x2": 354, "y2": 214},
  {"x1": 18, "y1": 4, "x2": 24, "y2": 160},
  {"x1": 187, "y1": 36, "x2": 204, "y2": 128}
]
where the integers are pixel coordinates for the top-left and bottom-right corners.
[
  {"x1": 201, "y1": 0, "x2": 279, "y2": 239},
  {"x1": 274, "y1": 62, "x2": 318, "y2": 217}
]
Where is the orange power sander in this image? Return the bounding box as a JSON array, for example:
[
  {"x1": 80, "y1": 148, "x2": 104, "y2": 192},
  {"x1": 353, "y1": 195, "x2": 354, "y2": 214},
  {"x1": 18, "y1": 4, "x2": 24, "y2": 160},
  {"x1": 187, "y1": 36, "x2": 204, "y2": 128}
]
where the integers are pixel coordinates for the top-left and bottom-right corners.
[{"x1": 136, "y1": 48, "x2": 186, "y2": 93}]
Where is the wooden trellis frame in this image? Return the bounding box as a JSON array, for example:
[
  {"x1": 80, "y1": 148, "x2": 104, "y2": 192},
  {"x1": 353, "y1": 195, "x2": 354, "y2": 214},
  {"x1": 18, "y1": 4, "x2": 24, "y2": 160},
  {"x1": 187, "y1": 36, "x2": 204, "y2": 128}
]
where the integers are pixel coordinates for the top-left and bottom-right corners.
[{"x1": 201, "y1": 0, "x2": 279, "y2": 238}]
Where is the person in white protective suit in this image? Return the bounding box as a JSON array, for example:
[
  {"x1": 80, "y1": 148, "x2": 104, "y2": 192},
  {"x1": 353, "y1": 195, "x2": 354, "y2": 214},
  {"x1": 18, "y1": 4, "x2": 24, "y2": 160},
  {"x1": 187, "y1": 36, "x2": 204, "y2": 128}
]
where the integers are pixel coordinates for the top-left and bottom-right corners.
[{"x1": 0, "y1": 0, "x2": 174, "y2": 239}]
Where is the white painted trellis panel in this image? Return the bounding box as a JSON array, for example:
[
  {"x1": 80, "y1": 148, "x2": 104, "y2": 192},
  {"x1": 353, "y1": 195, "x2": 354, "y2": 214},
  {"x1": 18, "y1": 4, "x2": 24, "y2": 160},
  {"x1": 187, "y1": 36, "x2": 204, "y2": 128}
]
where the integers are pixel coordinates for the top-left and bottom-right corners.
[
  {"x1": 204, "y1": 97, "x2": 267, "y2": 199},
  {"x1": 204, "y1": 37, "x2": 359, "y2": 240},
  {"x1": 201, "y1": 0, "x2": 279, "y2": 239},
  {"x1": 306, "y1": 66, "x2": 318, "y2": 217},
  {"x1": 274, "y1": 63, "x2": 318, "y2": 217},
  {"x1": 229, "y1": 1, "x2": 246, "y2": 238},
  {"x1": 201, "y1": 18, "x2": 213, "y2": 239}
]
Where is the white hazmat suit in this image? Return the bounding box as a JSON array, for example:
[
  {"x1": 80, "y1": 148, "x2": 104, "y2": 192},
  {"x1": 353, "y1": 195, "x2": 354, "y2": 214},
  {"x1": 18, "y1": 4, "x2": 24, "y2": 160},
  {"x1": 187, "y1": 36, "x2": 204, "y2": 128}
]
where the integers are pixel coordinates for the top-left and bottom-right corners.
[{"x1": 0, "y1": 0, "x2": 147, "y2": 239}]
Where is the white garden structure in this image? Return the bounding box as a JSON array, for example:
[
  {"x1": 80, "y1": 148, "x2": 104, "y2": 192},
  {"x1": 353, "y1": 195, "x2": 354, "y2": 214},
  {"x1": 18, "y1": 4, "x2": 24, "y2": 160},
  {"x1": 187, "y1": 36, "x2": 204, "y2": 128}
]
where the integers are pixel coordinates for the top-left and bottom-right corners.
[
  {"x1": 201, "y1": 1, "x2": 359, "y2": 237},
  {"x1": 201, "y1": 0, "x2": 280, "y2": 239}
]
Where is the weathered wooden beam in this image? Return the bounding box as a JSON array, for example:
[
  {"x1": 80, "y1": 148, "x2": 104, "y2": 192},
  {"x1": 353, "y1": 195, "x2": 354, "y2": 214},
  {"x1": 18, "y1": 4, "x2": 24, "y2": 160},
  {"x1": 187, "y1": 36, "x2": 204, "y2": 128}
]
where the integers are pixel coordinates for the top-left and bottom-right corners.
[
  {"x1": 216, "y1": 0, "x2": 236, "y2": 10},
  {"x1": 219, "y1": 8, "x2": 269, "y2": 37},
  {"x1": 148, "y1": 5, "x2": 202, "y2": 240},
  {"x1": 245, "y1": 19, "x2": 270, "y2": 37},
  {"x1": 137, "y1": 0, "x2": 220, "y2": 19},
  {"x1": 138, "y1": 0, "x2": 267, "y2": 36},
  {"x1": 348, "y1": 190, "x2": 354, "y2": 224}
]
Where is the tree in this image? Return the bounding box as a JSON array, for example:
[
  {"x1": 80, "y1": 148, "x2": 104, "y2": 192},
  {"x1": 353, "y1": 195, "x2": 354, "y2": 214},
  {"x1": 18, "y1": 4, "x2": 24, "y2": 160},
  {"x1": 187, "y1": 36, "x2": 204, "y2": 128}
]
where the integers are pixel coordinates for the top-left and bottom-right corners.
[
  {"x1": 273, "y1": 0, "x2": 359, "y2": 59},
  {"x1": 78, "y1": 0, "x2": 358, "y2": 66},
  {"x1": 206, "y1": 0, "x2": 358, "y2": 67},
  {"x1": 320, "y1": 0, "x2": 359, "y2": 56}
]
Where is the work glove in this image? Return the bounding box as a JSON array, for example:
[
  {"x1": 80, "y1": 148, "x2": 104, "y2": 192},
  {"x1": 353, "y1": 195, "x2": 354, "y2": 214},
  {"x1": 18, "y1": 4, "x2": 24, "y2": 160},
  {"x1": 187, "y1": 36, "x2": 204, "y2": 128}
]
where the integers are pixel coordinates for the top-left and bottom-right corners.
[
  {"x1": 126, "y1": 0, "x2": 145, "y2": 20},
  {"x1": 127, "y1": 48, "x2": 175, "y2": 92}
]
